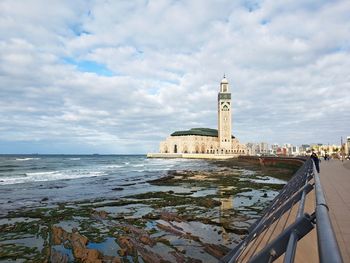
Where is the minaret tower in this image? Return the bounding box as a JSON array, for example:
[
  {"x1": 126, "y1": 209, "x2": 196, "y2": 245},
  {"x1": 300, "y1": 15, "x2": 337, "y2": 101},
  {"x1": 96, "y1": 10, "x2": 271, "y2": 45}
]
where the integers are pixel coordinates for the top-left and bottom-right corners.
[{"x1": 218, "y1": 75, "x2": 232, "y2": 153}]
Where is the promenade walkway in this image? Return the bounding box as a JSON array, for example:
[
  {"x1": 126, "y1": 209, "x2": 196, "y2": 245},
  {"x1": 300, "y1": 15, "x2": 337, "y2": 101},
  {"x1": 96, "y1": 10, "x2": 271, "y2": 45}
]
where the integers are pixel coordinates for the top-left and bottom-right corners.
[{"x1": 319, "y1": 159, "x2": 350, "y2": 262}]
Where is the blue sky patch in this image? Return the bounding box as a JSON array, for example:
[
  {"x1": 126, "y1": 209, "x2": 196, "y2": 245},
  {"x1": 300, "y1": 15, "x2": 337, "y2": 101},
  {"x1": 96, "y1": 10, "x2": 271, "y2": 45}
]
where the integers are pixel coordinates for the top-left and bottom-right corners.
[{"x1": 63, "y1": 58, "x2": 114, "y2": 76}]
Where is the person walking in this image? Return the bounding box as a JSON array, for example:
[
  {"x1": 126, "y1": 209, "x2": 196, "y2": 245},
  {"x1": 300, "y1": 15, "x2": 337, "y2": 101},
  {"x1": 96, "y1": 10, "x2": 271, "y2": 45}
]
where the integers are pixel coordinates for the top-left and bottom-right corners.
[{"x1": 311, "y1": 151, "x2": 320, "y2": 173}]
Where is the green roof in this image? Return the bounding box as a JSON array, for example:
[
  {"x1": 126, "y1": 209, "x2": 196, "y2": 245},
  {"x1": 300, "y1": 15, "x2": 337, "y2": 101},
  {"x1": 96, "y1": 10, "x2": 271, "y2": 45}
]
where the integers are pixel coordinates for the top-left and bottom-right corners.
[{"x1": 171, "y1": 128, "x2": 235, "y2": 138}]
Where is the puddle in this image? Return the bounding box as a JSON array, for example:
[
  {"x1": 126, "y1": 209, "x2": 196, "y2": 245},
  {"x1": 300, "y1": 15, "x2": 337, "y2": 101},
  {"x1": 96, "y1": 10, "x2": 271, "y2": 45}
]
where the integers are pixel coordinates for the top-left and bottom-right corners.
[
  {"x1": 52, "y1": 245, "x2": 74, "y2": 262},
  {"x1": 87, "y1": 237, "x2": 120, "y2": 256},
  {"x1": 96, "y1": 204, "x2": 153, "y2": 218},
  {"x1": 191, "y1": 188, "x2": 217, "y2": 197},
  {"x1": 250, "y1": 176, "x2": 286, "y2": 184}
]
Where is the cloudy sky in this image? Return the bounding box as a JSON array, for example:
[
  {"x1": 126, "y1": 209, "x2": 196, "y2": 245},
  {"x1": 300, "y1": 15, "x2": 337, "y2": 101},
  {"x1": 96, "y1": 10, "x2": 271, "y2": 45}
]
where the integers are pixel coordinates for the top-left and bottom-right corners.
[{"x1": 0, "y1": 0, "x2": 349, "y2": 154}]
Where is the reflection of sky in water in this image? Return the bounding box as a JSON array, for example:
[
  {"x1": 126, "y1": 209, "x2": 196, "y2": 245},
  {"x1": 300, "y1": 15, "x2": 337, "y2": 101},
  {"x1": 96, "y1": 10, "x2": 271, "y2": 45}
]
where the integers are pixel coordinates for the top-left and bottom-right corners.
[
  {"x1": 234, "y1": 189, "x2": 279, "y2": 209},
  {"x1": 244, "y1": 176, "x2": 286, "y2": 184},
  {"x1": 52, "y1": 245, "x2": 74, "y2": 261},
  {"x1": 219, "y1": 189, "x2": 279, "y2": 211},
  {"x1": 191, "y1": 188, "x2": 217, "y2": 197},
  {"x1": 87, "y1": 237, "x2": 120, "y2": 257},
  {"x1": 96, "y1": 204, "x2": 153, "y2": 218}
]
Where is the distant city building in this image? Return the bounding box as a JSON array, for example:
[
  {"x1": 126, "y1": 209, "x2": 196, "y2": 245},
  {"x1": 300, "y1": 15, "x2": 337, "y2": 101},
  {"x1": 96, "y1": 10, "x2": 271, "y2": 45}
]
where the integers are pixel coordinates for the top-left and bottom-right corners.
[
  {"x1": 271, "y1": 143, "x2": 279, "y2": 154},
  {"x1": 259, "y1": 142, "x2": 269, "y2": 154},
  {"x1": 299, "y1": 144, "x2": 311, "y2": 155},
  {"x1": 245, "y1": 142, "x2": 271, "y2": 156},
  {"x1": 245, "y1": 143, "x2": 257, "y2": 156}
]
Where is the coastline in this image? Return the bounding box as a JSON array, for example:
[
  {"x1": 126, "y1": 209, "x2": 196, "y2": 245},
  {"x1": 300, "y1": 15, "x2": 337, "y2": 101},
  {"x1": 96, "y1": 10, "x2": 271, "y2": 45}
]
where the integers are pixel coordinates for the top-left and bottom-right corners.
[{"x1": 0, "y1": 156, "x2": 301, "y2": 262}]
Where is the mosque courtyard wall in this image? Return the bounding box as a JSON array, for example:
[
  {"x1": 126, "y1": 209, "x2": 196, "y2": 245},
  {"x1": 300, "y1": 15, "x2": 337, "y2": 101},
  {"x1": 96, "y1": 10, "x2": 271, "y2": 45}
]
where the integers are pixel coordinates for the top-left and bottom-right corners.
[{"x1": 159, "y1": 135, "x2": 246, "y2": 155}]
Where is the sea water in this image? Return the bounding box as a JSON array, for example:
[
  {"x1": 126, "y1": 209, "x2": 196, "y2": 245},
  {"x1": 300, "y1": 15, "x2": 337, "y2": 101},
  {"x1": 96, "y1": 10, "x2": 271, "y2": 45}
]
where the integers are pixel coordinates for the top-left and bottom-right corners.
[{"x1": 0, "y1": 155, "x2": 213, "y2": 216}]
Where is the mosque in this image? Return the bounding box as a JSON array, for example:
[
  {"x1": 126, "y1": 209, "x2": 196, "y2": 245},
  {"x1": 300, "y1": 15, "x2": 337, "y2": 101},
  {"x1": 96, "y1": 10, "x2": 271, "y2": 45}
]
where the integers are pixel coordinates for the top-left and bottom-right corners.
[{"x1": 148, "y1": 76, "x2": 246, "y2": 158}]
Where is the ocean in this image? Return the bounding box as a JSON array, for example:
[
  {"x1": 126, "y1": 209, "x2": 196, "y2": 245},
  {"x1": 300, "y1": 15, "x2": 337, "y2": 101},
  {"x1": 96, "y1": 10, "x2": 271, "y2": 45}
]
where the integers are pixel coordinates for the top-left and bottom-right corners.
[{"x1": 0, "y1": 155, "x2": 213, "y2": 216}]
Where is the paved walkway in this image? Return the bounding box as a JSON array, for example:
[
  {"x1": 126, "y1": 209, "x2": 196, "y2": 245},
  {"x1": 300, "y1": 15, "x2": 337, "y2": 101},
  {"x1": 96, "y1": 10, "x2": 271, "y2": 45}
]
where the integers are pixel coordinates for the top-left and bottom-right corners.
[{"x1": 319, "y1": 159, "x2": 350, "y2": 263}]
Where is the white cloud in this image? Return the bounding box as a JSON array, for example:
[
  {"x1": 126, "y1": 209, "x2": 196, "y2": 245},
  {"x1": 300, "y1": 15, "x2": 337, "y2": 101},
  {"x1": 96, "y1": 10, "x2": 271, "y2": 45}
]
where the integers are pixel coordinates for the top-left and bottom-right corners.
[{"x1": 0, "y1": 0, "x2": 349, "y2": 153}]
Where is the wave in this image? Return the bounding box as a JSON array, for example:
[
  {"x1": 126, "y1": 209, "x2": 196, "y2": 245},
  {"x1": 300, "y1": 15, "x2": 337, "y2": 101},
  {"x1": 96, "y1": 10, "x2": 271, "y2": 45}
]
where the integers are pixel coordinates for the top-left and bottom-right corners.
[
  {"x1": 0, "y1": 170, "x2": 106, "y2": 185},
  {"x1": 68, "y1": 158, "x2": 81, "y2": 161},
  {"x1": 15, "y1": 158, "x2": 41, "y2": 161},
  {"x1": 105, "y1": 165, "x2": 124, "y2": 169},
  {"x1": 132, "y1": 164, "x2": 144, "y2": 167}
]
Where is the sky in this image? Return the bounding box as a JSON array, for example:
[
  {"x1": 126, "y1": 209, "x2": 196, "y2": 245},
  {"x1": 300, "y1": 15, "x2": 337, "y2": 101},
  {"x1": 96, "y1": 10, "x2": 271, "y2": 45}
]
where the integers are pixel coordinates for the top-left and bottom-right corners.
[{"x1": 0, "y1": 0, "x2": 349, "y2": 154}]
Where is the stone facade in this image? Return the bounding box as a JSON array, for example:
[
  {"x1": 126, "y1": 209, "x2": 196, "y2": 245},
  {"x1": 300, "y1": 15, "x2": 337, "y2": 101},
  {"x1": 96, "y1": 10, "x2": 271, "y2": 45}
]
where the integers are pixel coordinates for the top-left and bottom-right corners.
[
  {"x1": 159, "y1": 76, "x2": 246, "y2": 155},
  {"x1": 160, "y1": 135, "x2": 245, "y2": 154}
]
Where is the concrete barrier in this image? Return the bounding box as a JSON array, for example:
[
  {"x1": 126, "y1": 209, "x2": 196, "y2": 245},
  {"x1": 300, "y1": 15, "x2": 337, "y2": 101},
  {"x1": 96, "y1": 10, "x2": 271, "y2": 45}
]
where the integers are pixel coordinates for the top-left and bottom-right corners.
[{"x1": 146, "y1": 153, "x2": 240, "y2": 159}]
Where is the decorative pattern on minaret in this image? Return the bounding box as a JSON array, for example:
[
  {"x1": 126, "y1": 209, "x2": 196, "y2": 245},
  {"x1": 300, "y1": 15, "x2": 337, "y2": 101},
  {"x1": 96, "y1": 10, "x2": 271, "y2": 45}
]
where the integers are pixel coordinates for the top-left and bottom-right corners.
[{"x1": 218, "y1": 76, "x2": 232, "y2": 153}]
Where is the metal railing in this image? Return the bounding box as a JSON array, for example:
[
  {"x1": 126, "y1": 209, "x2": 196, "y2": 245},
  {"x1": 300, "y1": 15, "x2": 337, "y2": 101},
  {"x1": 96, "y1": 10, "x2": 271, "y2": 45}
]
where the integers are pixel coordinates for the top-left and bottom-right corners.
[
  {"x1": 314, "y1": 166, "x2": 343, "y2": 263},
  {"x1": 221, "y1": 157, "x2": 343, "y2": 263}
]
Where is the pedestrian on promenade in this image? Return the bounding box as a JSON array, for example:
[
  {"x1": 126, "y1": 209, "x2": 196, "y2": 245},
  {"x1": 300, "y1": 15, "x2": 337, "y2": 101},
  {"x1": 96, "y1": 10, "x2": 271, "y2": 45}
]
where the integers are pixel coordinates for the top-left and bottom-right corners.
[{"x1": 311, "y1": 151, "x2": 320, "y2": 173}]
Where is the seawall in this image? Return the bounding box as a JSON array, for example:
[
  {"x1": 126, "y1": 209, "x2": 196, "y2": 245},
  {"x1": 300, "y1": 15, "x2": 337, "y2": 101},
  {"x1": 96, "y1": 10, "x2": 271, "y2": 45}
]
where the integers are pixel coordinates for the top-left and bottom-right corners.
[{"x1": 146, "y1": 153, "x2": 240, "y2": 159}]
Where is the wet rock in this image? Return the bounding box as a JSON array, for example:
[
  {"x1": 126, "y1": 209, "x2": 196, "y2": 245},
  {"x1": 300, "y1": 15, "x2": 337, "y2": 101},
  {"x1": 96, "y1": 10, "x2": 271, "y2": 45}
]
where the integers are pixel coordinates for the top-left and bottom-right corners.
[
  {"x1": 92, "y1": 210, "x2": 108, "y2": 219},
  {"x1": 169, "y1": 251, "x2": 186, "y2": 262},
  {"x1": 85, "y1": 249, "x2": 102, "y2": 263},
  {"x1": 262, "y1": 193, "x2": 268, "y2": 198},
  {"x1": 118, "y1": 236, "x2": 135, "y2": 255},
  {"x1": 156, "y1": 223, "x2": 200, "y2": 242},
  {"x1": 156, "y1": 223, "x2": 184, "y2": 236},
  {"x1": 71, "y1": 232, "x2": 89, "y2": 259},
  {"x1": 104, "y1": 256, "x2": 122, "y2": 263},
  {"x1": 147, "y1": 174, "x2": 175, "y2": 184},
  {"x1": 203, "y1": 243, "x2": 230, "y2": 259},
  {"x1": 121, "y1": 224, "x2": 148, "y2": 236},
  {"x1": 133, "y1": 244, "x2": 165, "y2": 263},
  {"x1": 41, "y1": 197, "x2": 49, "y2": 202},
  {"x1": 199, "y1": 199, "x2": 222, "y2": 208},
  {"x1": 142, "y1": 213, "x2": 161, "y2": 220},
  {"x1": 160, "y1": 211, "x2": 182, "y2": 222},
  {"x1": 52, "y1": 226, "x2": 66, "y2": 245},
  {"x1": 50, "y1": 249, "x2": 68, "y2": 263},
  {"x1": 139, "y1": 234, "x2": 155, "y2": 246},
  {"x1": 112, "y1": 257, "x2": 122, "y2": 263}
]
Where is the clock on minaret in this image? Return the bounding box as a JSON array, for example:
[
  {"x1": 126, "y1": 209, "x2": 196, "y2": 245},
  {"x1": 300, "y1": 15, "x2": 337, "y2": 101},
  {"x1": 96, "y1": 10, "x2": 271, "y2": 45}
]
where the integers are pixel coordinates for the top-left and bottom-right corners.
[{"x1": 218, "y1": 76, "x2": 232, "y2": 152}]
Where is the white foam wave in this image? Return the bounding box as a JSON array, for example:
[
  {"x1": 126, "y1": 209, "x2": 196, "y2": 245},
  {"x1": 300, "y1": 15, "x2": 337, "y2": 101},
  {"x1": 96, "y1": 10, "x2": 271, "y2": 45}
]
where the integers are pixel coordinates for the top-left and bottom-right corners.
[
  {"x1": 15, "y1": 158, "x2": 41, "y2": 161},
  {"x1": 69, "y1": 158, "x2": 81, "y2": 161},
  {"x1": 0, "y1": 170, "x2": 106, "y2": 185},
  {"x1": 105, "y1": 165, "x2": 124, "y2": 169},
  {"x1": 132, "y1": 164, "x2": 144, "y2": 167}
]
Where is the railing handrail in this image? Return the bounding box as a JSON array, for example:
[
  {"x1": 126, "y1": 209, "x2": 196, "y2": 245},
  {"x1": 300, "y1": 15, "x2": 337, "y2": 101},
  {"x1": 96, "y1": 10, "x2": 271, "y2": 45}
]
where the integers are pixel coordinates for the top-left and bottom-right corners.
[
  {"x1": 313, "y1": 163, "x2": 343, "y2": 263},
  {"x1": 221, "y1": 157, "x2": 344, "y2": 263}
]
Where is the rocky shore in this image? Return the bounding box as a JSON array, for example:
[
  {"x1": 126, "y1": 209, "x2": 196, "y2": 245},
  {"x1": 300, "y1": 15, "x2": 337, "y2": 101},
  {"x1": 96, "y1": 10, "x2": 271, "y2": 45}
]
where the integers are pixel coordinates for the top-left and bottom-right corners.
[{"x1": 0, "y1": 158, "x2": 301, "y2": 262}]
